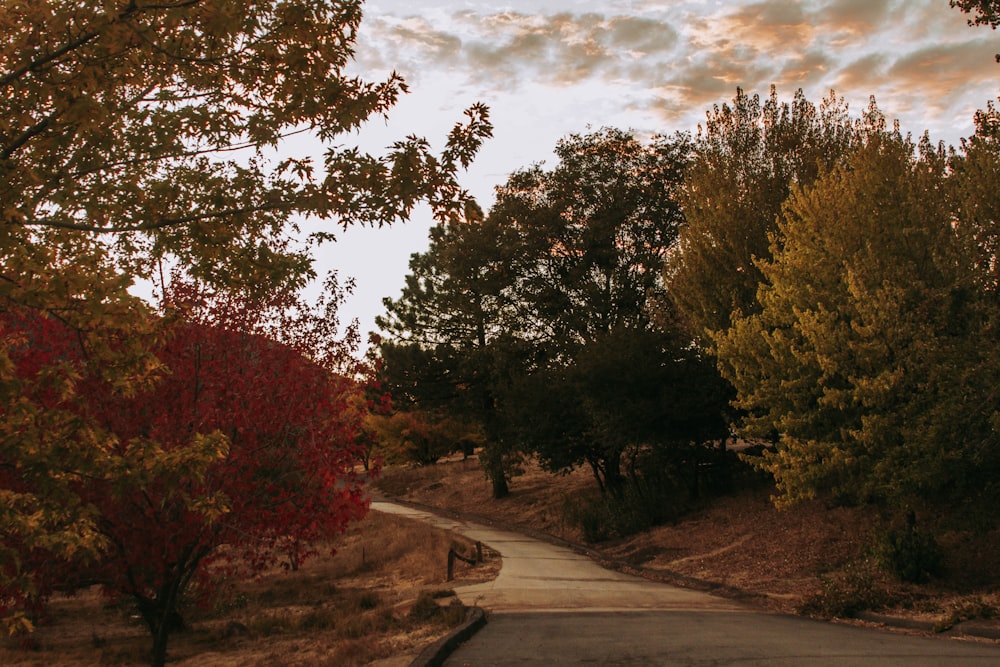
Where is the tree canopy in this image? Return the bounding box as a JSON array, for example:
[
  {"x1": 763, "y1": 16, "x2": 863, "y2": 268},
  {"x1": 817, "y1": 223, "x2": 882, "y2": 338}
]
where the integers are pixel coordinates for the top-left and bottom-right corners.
[
  {"x1": 1, "y1": 1, "x2": 490, "y2": 654},
  {"x1": 378, "y1": 128, "x2": 732, "y2": 496},
  {"x1": 666, "y1": 87, "x2": 878, "y2": 342},
  {"x1": 3, "y1": 277, "x2": 372, "y2": 664},
  {"x1": 951, "y1": 0, "x2": 1000, "y2": 60},
  {"x1": 715, "y1": 127, "x2": 1000, "y2": 509}
]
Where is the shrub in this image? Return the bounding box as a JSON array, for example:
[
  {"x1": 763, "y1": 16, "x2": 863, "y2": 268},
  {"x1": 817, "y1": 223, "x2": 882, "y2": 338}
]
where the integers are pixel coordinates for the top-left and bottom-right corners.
[
  {"x1": 799, "y1": 561, "x2": 895, "y2": 618},
  {"x1": 872, "y1": 516, "x2": 943, "y2": 583}
]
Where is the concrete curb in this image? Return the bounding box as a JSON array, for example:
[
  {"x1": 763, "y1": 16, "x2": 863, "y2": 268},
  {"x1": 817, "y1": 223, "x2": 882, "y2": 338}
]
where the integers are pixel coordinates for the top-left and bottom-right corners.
[
  {"x1": 410, "y1": 606, "x2": 487, "y2": 667},
  {"x1": 856, "y1": 611, "x2": 1000, "y2": 640}
]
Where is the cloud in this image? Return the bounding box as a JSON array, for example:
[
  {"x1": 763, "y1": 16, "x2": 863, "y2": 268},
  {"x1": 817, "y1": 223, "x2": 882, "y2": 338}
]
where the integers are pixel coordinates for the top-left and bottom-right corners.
[
  {"x1": 698, "y1": 0, "x2": 815, "y2": 54},
  {"x1": 350, "y1": 1, "x2": 997, "y2": 143},
  {"x1": 816, "y1": 0, "x2": 895, "y2": 42},
  {"x1": 354, "y1": 10, "x2": 681, "y2": 90}
]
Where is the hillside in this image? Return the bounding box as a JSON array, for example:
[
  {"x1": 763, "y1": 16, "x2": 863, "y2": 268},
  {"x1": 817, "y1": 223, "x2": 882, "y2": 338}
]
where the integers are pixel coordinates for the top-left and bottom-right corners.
[{"x1": 375, "y1": 454, "x2": 1000, "y2": 639}]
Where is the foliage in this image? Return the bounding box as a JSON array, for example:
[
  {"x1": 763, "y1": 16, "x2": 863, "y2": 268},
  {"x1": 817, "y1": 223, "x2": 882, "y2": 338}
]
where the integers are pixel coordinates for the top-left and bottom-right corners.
[
  {"x1": 366, "y1": 410, "x2": 480, "y2": 466},
  {"x1": 1, "y1": 0, "x2": 490, "y2": 652},
  {"x1": 798, "y1": 561, "x2": 895, "y2": 619},
  {"x1": 2, "y1": 0, "x2": 491, "y2": 284},
  {"x1": 872, "y1": 517, "x2": 943, "y2": 584},
  {"x1": 951, "y1": 0, "x2": 1000, "y2": 60},
  {"x1": 666, "y1": 87, "x2": 877, "y2": 342},
  {"x1": 715, "y1": 125, "x2": 1000, "y2": 509},
  {"x1": 2, "y1": 277, "x2": 372, "y2": 665},
  {"x1": 379, "y1": 128, "x2": 733, "y2": 498},
  {"x1": 376, "y1": 198, "x2": 534, "y2": 498},
  {"x1": 508, "y1": 325, "x2": 731, "y2": 494},
  {"x1": 490, "y1": 128, "x2": 691, "y2": 355},
  {"x1": 566, "y1": 444, "x2": 739, "y2": 542}
]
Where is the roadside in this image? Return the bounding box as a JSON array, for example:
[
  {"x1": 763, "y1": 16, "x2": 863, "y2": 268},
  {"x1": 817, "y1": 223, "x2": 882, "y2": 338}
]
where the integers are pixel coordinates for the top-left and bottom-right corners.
[
  {"x1": 374, "y1": 455, "x2": 1000, "y2": 644},
  {"x1": 0, "y1": 510, "x2": 499, "y2": 667}
]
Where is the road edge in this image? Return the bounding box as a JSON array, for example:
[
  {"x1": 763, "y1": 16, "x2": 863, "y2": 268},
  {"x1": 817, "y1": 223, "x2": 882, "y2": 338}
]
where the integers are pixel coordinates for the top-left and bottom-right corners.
[{"x1": 410, "y1": 606, "x2": 487, "y2": 667}]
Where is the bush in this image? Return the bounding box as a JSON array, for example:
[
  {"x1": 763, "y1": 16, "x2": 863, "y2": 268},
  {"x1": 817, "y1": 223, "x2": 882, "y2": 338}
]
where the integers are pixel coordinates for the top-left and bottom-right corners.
[
  {"x1": 566, "y1": 444, "x2": 747, "y2": 542},
  {"x1": 407, "y1": 591, "x2": 444, "y2": 623},
  {"x1": 799, "y1": 561, "x2": 895, "y2": 618},
  {"x1": 872, "y1": 516, "x2": 943, "y2": 583}
]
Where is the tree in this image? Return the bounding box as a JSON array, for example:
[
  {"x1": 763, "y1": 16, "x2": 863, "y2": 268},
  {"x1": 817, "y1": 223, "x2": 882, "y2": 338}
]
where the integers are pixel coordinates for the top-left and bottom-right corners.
[
  {"x1": 377, "y1": 204, "x2": 525, "y2": 498},
  {"x1": 951, "y1": 0, "x2": 1000, "y2": 60},
  {"x1": 1, "y1": 0, "x2": 490, "y2": 634},
  {"x1": 666, "y1": 87, "x2": 868, "y2": 342},
  {"x1": 492, "y1": 128, "x2": 690, "y2": 354},
  {"x1": 4, "y1": 277, "x2": 370, "y2": 666},
  {"x1": 715, "y1": 129, "x2": 1000, "y2": 509},
  {"x1": 491, "y1": 129, "x2": 709, "y2": 491},
  {"x1": 512, "y1": 325, "x2": 731, "y2": 495}
]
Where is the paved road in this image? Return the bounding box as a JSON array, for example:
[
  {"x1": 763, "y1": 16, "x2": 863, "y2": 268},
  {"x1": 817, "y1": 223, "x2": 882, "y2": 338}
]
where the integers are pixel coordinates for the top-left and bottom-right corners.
[{"x1": 372, "y1": 501, "x2": 1000, "y2": 665}]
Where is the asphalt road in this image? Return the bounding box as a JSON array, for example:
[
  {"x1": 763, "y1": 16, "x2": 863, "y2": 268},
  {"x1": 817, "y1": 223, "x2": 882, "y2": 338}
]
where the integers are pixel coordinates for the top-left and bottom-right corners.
[{"x1": 372, "y1": 501, "x2": 1000, "y2": 665}]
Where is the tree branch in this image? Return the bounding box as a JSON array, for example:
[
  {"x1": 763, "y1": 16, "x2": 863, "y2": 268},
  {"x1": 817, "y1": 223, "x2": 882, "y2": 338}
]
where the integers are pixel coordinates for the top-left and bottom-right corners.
[{"x1": 22, "y1": 203, "x2": 290, "y2": 234}]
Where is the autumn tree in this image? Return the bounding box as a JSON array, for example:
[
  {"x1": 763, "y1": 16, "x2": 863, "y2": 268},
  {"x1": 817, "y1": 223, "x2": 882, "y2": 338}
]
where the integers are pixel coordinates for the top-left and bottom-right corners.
[
  {"x1": 666, "y1": 87, "x2": 867, "y2": 342},
  {"x1": 4, "y1": 277, "x2": 371, "y2": 666},
  {"x1": 1, "y1": 0, "x2": 490, "y2": 634},
  {"x1": 715, "y1": 129, "x2": 1000, "y2": 510}
]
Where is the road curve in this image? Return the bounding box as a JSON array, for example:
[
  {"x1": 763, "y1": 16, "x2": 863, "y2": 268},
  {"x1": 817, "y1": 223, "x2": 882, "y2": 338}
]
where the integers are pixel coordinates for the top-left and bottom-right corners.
[
  {"x1": 372, "y1": 499, "x2": 737, "y2": 613},
  {"x1": 372, "y1": 501, "x2": 1000, "y2": 665}
]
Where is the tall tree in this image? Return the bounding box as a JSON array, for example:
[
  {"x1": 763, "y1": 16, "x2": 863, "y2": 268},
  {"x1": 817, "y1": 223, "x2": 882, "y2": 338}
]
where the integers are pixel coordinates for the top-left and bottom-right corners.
[
  {"x1": 666, "y1": 87, "x2": 865, "y2": 342},
  {"x1": 380, "y1": 129, "x2": 732, "y2": 497},
  {"x1": 1, "y1": 0, "x2": 490, "y2": 624},
  {"x1": 378, "y1": 204, "x2": 524, "y2": 498},
  {"x1": 715, "y1": 129, "x2": 1000, "y2": 509},
  {"x1": 492, "y1": 128, "x2": 690, "y2": 355}
]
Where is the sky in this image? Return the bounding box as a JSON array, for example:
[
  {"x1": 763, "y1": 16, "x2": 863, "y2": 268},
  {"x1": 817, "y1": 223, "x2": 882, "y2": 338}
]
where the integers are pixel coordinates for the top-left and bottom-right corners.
[{"x1": 306, "y1": 0, "x2": 1000, "y2": 348}]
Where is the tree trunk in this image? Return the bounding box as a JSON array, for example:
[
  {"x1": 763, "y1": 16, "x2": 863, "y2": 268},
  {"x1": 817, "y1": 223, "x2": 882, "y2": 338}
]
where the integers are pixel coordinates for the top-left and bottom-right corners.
[
  {"x1": 138, "y1": 594, "x2": 184, "y2": 667},
  {"x1": 480, "y1": 441, "x2": 511, "y2": 499},
  {"x1": 602, "y1": 450, "x2": 625, "y2": 497},
  {"x1": 490, "y1": 467, "x2": 510, "y2": 499}
]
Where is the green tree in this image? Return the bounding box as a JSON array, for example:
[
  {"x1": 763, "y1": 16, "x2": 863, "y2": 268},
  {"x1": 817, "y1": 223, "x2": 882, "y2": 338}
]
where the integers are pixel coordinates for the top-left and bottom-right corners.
[
  {"x1": 380, "y1": 129, "x2": 734, "y2": 500},
  {"x1": 513, "y1": 324, "x2": 730, "y2": 494},
  {"x1": 377, "y1": 205, "x2": 525, "y2": 498},
  {"x1": 488, "y1": 129, "x2": 728, "y2": 493},
  {"x1": 1, "y1": 0, "x2": 490, "y2": 637},
  {"x1": 666, "y1": 87, "x2": 867, "y2": 342},
  {"x1": 715, "y1": 130, "x2": 1000, "y2": 509},
  {"x1": 492, "y1": 128, "x2": 690, "y2": 356}
]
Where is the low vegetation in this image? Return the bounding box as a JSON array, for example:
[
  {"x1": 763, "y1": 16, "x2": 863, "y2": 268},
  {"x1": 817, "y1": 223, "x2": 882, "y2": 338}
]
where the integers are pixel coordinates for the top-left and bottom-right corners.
[{"x1": 0, "y1": 510, "x2": 498, "y2": 666}]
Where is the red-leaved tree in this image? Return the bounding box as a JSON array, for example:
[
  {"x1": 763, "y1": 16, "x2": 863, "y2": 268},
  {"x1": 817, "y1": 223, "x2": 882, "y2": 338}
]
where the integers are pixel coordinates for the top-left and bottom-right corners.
[{"x1": 2, "y1": 275, "x2": 373, "y2": 666}]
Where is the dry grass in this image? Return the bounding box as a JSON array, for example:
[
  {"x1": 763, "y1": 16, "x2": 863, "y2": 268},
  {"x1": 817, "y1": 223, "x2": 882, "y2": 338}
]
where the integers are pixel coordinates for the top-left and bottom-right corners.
[{"x1": 0, "y1": 510, "x2": 499, "y2": 667}]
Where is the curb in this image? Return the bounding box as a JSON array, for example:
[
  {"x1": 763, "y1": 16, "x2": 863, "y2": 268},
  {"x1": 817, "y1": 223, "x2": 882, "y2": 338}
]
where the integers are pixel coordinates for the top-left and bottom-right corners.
[
  {"x1": 410, "y1": 606, "x2": 487, "y2": 667},
  {"x1": 856, "y1": 611, "x2": 1000, "y2": 641}
]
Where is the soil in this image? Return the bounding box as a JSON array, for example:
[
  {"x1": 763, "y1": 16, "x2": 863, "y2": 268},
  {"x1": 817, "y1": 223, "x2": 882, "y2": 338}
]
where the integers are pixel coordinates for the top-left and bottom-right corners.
[{"x1": 375, "y1": 454, "x2": 1000, "y2": 638}]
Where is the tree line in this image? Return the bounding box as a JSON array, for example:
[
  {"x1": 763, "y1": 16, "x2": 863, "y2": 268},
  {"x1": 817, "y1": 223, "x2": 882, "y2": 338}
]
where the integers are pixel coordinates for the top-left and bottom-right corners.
[{"x1": 376, "y1": 88, "x2": 1000, "y2": 530}]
